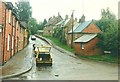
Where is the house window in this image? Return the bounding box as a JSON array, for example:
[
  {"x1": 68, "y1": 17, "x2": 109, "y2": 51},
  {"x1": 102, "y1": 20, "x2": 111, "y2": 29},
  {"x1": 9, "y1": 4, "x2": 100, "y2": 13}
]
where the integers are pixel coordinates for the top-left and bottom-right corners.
[
  {"x1": 0, "y1": 29, "x2": 1, "y2": 32},
  {"x1": 16, "y1": 21, "x2": 18, "y2": 31},
  {"x1": 20, "y1": 27, "x2": 22, "y2": 33},
  {"x1": 9, "y1": 10, "x2": 11, "y2": 24},
  {"x1": 0, "y1": 25, "x2": 2, "y2": 32},
  {"x1": 48, "y1": 30, "x2": 50, "y2": 33},
  {"x1": 75, "y1": 34, "x2": 77, "y2": 39},
  {"x1": 13, "y1": 28, "x2": 14, "y2": 35},
  {"x1": 12, "y1": 16, "x2": 15, "y2": 26},
  {"x1": 12, "y1": 36, "x2": 14, "y2": 49},
  {"x1": 7, "y1": 34, "x2": 10, "y2": 51},
  {"x1": 80, "y1": 43, "x2": 84, "y2": 50}
]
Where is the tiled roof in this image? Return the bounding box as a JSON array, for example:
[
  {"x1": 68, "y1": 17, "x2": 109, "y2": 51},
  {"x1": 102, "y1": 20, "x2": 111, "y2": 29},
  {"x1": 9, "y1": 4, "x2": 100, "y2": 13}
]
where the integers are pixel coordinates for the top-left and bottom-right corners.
[
  {"x1": 56, "y1": 20, "x2": 65, "y2": 25},
  {"x1": 74, "y1": 34, "x2": 97, "y2": 43},
  {"x1": 68, "y1": 23, "x2": 79, "y2": 33},
  {"x1": 63, "y1": 19, "x2": 70, "y2": 27},
  {"x1": 56, "y1": 18, "x2": 71, "y2": 27},
  {"x1": 20, "y1": 21, "x2": 27, "y2": 28},
  {"x1": 69, "y1": 20, "x2": 92, "y2": 33},
  {"x1": 45, "y1": 16, "x2": 63, "y2": 26}
]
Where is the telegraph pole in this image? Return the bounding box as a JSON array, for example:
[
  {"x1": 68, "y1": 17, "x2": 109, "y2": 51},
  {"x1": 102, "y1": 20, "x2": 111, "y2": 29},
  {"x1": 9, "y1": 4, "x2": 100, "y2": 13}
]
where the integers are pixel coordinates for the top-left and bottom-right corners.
[{"x1": 71, "y1": 10, "x2": 74, "y2": 48}]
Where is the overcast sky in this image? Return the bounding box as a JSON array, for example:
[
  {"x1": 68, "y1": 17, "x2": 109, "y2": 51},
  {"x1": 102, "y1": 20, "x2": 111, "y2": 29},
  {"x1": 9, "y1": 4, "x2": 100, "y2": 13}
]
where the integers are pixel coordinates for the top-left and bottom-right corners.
[{"x1": 5, "y1": 0, "x2": 119, "y2": 22}]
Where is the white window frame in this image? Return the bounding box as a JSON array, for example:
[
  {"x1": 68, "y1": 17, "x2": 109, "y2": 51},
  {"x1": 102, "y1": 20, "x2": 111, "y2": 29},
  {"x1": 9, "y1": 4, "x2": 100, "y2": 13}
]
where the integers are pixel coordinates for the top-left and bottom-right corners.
[
  {"x1": 13, "y1": 27, "x2": 15, "y2": 35},
  {"x1": 7, "y1": 34, "x2": 10, "y2": 51},
  {"x1": 0, "y1": 25, "x2": 2, "y2": 32},
  {"x1": 9, "y1": 10, "x2": 11, "y2": 24},
  {"x1": 12, "y1": 36, "x2": 14, "y2": 49},
  {"x1": 75, "y1": 34, "x2": 77, "y2": 39},
  {"x1": 12, "y1": 16, "x2": 15, "y2": 26}
]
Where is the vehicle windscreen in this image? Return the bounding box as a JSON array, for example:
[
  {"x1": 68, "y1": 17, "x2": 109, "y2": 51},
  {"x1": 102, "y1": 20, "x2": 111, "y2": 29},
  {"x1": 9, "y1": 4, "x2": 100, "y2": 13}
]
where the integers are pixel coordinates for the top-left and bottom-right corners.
[{"x1": 38, "y1": 53, "x2": 50, "y2": 61}]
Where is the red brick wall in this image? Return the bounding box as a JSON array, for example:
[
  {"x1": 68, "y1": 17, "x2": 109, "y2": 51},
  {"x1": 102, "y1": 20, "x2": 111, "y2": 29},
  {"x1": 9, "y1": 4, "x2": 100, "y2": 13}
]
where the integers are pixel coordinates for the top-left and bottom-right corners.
[
  {"x1": 1, "y1": 2, "x2": 29, "y2": 64},
  {"x1": 0, "y1": 1, "x2": 2, "y2": 25},
  {"x1": 0, "y1": 32, "x2": 2, "y2": 65},
  {"x1": 15, "y1": 21, "x2": 19, "y2": 53},
  {"x1": 74, "y1": 37, "x2": 102, "y2": 56},
  {"x1": 82, "y1": 23, "x2": 101, "y2": 33},
  {"x1": 4, "y1": 9, "x2": 12, "y2": 62}
]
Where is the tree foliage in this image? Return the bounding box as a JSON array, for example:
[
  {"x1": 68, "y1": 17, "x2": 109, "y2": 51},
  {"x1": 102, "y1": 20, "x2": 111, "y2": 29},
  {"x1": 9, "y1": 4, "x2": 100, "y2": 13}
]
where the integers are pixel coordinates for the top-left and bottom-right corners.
[
  {"x1": 96, "y1": 8, "x2": 118, "y2": 55},
  {"x1": 37, "y1": 19, "x2": 47, "y2": 30},
  {"x1": 28, "y1": 18, "x2": 38, "y2": 35},
  {"x1": 15, "y1": 0, "x2": 32, "y2": 22},
  {"x1": 53, "y1": 27, "x2": 66, "y2": 45}
]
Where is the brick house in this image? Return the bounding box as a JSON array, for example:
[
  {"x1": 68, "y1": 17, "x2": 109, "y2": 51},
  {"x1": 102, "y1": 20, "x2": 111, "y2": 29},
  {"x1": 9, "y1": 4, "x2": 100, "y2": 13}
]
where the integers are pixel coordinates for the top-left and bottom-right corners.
[
  {"x1": 0, "y1": 1, "x2": 3, "y2": 65},
  {"x1": 0, "y1": 1, "x2": 28, "y2": 65},
  {"x1": 74, "y1": 34, "x2": 102, "y2": 56},
  {"x1": 0, "y1": 25, "x2": 2, "y2": 65},
  {"x1": 68, "y1": 15, "x2": 101, "y2": 55},
  {"x1": 20, "y1": 21, "x2": 28, "y2": 48},
  {"x1": 43, "y1": 13, "x2": 63, "y2": 36}
]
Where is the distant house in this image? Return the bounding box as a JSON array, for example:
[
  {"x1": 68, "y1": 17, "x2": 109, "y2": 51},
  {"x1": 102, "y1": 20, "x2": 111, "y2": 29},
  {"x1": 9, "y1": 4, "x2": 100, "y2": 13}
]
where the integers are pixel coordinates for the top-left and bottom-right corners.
[
  {"x1": 54, "y1": 15, "x2": 78, "y2": 43},
  {"x1": 37, "y1": 30, "x2": 43, "y2": 35},
  {"x1": 68, "y1": 15, "x2": 101, "y2": 55},
  {"x1": 43, "y1": 13, "x2": 63, "y2": 36},
  {"x1": 19, "y1": 21, "x2": 28, "y2": 48}
]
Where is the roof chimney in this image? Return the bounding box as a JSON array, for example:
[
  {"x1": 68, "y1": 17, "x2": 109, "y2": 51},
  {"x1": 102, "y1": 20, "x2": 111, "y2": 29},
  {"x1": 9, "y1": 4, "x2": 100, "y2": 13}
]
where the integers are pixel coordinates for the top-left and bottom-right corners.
[
  {"x1": 65, "y1": 15, "x2": 68, "y2": 20},
  {"x1": 80, "y1": 14, "x2": 85, "y2": 23},
  {"x1": 75, "y1": 18, "x2": 77, "y2": 22}
]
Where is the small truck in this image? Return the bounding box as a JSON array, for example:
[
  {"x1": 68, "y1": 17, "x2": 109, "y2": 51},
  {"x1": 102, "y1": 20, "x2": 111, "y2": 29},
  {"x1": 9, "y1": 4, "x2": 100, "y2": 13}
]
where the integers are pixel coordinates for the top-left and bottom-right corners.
[{"x1": 35, "y1": 46, "x2": 52, "y2": 66}]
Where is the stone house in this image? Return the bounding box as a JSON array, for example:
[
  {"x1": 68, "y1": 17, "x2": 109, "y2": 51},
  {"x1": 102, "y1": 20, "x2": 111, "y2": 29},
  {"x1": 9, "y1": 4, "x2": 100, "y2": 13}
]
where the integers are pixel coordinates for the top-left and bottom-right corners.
[
  {"x1": 54, "y1": 15, "x2": 78, "y2": 44},
  {"x1": 43, "y1": 13, "x2": 63, "y2": 36}
]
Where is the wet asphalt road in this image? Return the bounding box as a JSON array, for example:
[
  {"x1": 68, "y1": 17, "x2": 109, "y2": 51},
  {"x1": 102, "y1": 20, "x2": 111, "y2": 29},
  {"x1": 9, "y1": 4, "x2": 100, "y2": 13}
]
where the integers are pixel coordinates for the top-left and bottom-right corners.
[{"x1": 8, "y1": 36, "x2": 118, "y2": 80}]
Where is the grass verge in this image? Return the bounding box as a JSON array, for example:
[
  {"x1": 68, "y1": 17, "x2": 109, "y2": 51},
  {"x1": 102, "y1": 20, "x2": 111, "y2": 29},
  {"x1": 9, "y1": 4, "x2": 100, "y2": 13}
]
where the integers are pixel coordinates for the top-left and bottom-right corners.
[
  {"x1": 78, "y1": 54, "x2": 118, "y2": 63},
  {"x1": 43, "y1": 35, "x2": 74, "y2": 52},
  {"x1": 43, "y1": 35, "x2": 118, "y2": 64}
]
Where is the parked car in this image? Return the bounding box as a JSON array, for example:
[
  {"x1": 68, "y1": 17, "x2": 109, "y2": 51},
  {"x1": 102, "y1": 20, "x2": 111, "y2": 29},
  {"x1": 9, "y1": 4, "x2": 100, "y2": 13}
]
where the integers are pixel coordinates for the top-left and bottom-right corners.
[
  {"x1": 31, "y1": 36, "x2": 36, "y2": 40},
  {"x1": 35, "y1": 46, "x2": 52, "y2": 66}
]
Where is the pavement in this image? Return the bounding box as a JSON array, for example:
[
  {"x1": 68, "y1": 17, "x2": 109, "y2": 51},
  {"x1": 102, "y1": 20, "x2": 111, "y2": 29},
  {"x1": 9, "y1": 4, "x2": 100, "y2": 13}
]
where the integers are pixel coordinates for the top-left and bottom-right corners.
[
  {"x1": 0, "y1": 35, "x2": 77, "y2": 80},
  {"x1": 0, "y1": 42, "x2": 33, "y2": 79}
]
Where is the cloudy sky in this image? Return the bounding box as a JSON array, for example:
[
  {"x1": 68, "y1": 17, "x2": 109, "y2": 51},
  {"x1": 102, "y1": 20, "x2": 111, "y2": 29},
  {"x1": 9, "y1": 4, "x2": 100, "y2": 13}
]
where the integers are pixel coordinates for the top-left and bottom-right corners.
[{"x1": 5, "y1": 0, "x2": 119, "y2": 22}]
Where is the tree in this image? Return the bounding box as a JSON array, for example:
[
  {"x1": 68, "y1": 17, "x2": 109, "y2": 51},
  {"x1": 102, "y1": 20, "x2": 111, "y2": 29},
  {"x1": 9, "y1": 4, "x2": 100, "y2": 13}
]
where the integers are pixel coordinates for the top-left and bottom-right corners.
[
  {"x1": 15, "y1": 0, "x2": 32, "y2": 22},
  {"x1": 53, "y1": 27, "x2": 66, "y2": 45},
  {"x1": 28, "y1": 18, "x2": 38, "y2": 35},
  {"x1": 96, "y1": 8, "x2": 118, "y2": 55},
  {"x1": 37, "y1": 19, "x2": 47, "y2": 30}
]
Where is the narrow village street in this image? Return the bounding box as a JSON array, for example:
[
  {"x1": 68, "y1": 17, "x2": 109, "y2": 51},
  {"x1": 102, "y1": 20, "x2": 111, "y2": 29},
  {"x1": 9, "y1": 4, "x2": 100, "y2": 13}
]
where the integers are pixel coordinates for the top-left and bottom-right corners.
[
  {"x1": 0, "y1": 0, "x2": 119, "y2": 82},
  {"x1": 4, "y1": 36, "x2": 118, "y2": 80}
]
